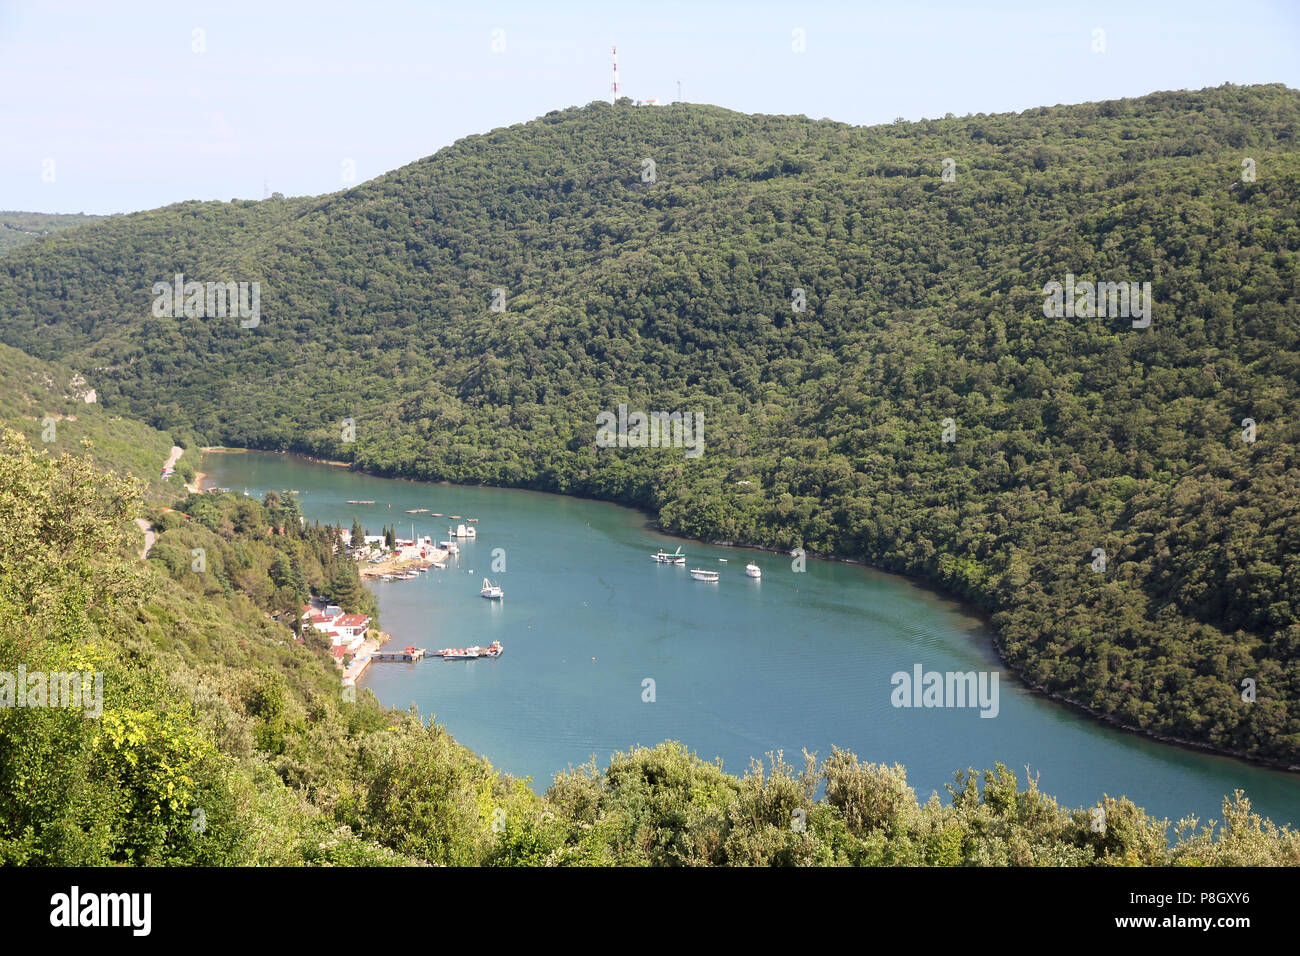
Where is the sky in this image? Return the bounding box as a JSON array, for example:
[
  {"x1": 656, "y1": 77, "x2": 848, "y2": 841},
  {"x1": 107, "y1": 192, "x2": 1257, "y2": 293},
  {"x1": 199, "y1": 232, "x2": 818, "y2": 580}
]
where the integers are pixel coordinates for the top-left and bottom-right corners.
[{"x1": 3, "y1": 0, "x2": 1298, "y2": 215}]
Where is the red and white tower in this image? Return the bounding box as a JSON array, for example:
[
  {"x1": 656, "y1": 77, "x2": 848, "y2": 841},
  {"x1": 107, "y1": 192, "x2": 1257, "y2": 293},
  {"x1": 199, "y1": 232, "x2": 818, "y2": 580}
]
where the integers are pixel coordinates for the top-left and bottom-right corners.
[{"x1": 611, "y1": 45, "x2": 620, "y2": 103}]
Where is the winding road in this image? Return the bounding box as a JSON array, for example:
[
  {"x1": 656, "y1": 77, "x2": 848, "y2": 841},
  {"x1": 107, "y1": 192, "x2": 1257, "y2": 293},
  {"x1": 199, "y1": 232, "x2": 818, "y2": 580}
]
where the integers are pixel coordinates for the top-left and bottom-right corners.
[{"x1": 136, "y1": 445, "x2": 184, "y2": 558}]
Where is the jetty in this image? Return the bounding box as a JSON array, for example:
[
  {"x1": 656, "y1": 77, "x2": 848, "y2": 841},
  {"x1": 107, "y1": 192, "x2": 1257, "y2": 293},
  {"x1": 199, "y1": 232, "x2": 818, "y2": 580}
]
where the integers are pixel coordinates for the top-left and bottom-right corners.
[{"x1": 372, "y1": 647, "x2": 425, "y2": 662}]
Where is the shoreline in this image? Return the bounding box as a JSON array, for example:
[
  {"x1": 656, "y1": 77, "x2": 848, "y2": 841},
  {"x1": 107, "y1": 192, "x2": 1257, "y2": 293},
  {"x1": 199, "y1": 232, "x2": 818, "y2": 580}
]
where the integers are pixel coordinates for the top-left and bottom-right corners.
[{"x1": 198, "y1": 445, "x2": 1300, "y2": 778}]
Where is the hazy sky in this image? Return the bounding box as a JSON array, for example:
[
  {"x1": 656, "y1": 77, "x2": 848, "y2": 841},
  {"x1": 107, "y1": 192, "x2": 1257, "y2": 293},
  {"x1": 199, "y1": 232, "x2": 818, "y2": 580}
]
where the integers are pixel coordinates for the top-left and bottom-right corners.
[{"x1": 3, "y1": 0, "x2": 1298, "y2": 214}]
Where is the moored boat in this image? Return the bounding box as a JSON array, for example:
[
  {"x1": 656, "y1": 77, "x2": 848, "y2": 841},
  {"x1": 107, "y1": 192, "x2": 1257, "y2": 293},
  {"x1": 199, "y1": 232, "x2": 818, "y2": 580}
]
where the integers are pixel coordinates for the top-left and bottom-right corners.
[
  {"x1": 653, "y1": 546, "x2": 686, "y2": 565},
  {"x1": 481, "y1": 577, "x2": 504, "y2": 599},
  {"x1": 438, "y1": 640, "x2": 503, "y2": 660},
  {"x1": 745, "y1": 563, "x2": 762, "y2": 578},
  {"x1": 690, "y1": 568, "x2": 720, "y2": 582}
]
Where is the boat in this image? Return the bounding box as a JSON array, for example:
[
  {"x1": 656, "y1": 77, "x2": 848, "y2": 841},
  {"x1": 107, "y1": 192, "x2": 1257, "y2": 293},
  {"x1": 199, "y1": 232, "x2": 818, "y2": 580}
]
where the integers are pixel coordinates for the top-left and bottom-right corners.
[
  {"x1": 452, "y1": 523, "x2": 476, "y2": 538},
  {"x1": 481, "y1": 577, "x2": 504, "y2": 599},
  {"x1": 653, "y1": 547, "x2": 686, "y2": 565},
  {"x1": 431, "y1": 513, "x2": 444, "y2": 517},
  {"x1": 406, "y1": 508, "x2": 428, "y2": 514},
  {"x1": 450, "y1": 515, "x2": 462, "y2": 520},
  {"x1": 718, "y1": 558, "x2": 728, "y2": 563},
  {"x1": 463, "y1": 525, "x2": 476, "y2": 538},
  {"x1": 440, "y1": 641, "x2": 503, "y2": 660},
  {"x1": 690, "y1": 569, "x2": 720, "y2": 582},
  {"x1": 467, "y1": 518, "x2": 478, "y2": 523},
  {"x1": 346, "y1": 500, "x2": 375, "y2": 505},
  {"x1": 745, "y1": 563, "x2": 762, "y2": 578}
]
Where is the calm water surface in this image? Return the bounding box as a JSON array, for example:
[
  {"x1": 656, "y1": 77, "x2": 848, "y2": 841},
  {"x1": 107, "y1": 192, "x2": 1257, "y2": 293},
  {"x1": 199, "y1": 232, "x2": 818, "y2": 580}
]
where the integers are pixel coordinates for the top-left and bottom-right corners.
[{"x1": 203, "y1": 451, "x2": 1300, "y2": 825}]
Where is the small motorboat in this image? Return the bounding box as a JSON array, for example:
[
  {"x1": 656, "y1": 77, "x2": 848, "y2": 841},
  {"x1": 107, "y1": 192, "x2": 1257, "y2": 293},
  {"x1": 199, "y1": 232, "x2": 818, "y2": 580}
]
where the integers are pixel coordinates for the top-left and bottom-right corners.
[
  {"x1": 690, "y1": 569, "x2": 720, "y2": 582},
  {"x1": 481, "y1": 577, "x2": 504, "y2": 599},
  {"x1": 745, "y1": 563, "x2": 761, "y2": 578}
]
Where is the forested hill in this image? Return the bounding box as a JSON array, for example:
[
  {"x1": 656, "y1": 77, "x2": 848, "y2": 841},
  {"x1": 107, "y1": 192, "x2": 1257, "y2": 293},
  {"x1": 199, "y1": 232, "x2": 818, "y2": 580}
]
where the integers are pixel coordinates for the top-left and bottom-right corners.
[
  {"x1": 0, "y1": 211, "x2": 108, "y2": 255},
  {"x1": 1, "y1": 83, "x2": 1297, "y2": 767}
]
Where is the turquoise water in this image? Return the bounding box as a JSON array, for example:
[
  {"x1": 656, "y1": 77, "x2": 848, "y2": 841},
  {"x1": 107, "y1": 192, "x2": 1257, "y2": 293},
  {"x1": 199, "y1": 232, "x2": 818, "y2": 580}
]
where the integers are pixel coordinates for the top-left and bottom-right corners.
[{"x1": 203, "y1": 451, "x2": 1300, "y2": 825}]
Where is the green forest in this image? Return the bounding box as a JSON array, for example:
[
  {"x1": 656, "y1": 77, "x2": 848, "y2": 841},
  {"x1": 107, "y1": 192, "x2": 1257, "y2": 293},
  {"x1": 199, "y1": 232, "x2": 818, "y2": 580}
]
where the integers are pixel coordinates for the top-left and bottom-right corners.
[
  {"x1": 0, "y1": 84, "x2": 1296, "y2": 782},
  {"x1": 0, "y1": 211, "x2": 108, "y2": 256},
  {"x1": 1, "y1": 426, "x2": 1296, "y2": 864}
]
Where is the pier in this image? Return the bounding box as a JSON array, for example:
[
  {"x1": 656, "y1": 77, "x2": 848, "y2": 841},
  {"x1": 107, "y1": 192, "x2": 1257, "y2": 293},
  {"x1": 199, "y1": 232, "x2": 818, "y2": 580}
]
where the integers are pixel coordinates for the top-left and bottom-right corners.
[{"x1": 371, "y1": 647, "x2": 425, "y2": 662}]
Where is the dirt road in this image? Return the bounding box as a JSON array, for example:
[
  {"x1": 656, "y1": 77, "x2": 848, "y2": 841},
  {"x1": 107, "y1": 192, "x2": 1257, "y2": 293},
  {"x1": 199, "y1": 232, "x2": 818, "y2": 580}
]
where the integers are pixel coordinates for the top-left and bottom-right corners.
[{"x1": 134, "y1": 517, "x2": 155, "y2": 559}]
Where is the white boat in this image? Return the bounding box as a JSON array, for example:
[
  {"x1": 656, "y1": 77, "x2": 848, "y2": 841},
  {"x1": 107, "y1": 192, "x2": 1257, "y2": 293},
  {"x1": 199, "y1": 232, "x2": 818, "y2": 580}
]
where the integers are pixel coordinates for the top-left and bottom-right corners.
[
  {"x1": 440, "y1": 530, "x2": 459, "y2": 553},
  {"x1": 689, "y1": 569, "x2": 719, "y2": 582},
  {"x1": 463, "y1": 525, "x2": 476, "y2": 538},
  {"x1": 745, "y1": 563, "x2": 761, "y2": 578},
  {"x1": 653, "y1": 547, "x2": 686, "y2": 565},
  {"x1": 481, "y1": 577, "x2": 504, "y2": 599}
]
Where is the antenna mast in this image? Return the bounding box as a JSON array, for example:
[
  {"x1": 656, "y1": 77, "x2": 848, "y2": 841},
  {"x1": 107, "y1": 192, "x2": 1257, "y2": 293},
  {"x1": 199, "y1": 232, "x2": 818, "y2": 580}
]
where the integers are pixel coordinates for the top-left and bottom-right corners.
[{"x1": 611, "y1": 45, "x2": 620, "y2": 103}]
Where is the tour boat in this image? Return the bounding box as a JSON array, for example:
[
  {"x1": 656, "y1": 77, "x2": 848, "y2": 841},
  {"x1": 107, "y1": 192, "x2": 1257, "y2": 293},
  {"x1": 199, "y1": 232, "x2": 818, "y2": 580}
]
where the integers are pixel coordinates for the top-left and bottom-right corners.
[
  {"x1": 690, "y1": 569, "x2": 720, "y2": 582},
  {"x1": 439, "y1": 641, "x2": 503, "y2": 660},
  {"x1": 653, "y1": 547, "x2": 686, "y2": 565},
  {"x1": 745, "y1": 563, "x2": 762, "y2": 578},
  {"x1": 481, "y1": 577, "x2": 504, "y2": 599}
]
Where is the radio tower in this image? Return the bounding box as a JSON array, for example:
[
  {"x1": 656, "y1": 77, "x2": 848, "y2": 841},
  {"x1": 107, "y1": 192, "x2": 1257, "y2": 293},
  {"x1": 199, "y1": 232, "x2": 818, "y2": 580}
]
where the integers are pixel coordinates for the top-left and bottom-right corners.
[{"x1": 611, "y1": 45, "x2": 620, "y2": 103}]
